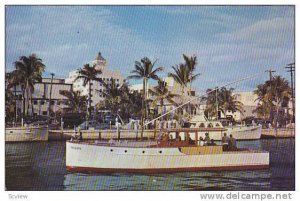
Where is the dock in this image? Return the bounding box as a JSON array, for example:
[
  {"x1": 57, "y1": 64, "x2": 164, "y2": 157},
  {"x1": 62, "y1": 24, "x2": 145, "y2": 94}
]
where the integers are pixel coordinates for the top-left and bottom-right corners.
[{"x1": 261, "y1": 128, "x2": 295, "y2": 139}]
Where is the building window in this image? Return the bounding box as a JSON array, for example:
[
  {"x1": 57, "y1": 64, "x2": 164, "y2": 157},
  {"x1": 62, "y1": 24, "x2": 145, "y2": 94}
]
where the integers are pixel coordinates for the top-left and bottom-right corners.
[
  {"x1": 40, "y1": 101, "x2": 45, "y2": 105},
  {"x1": 33, "y1": 100, "x2": 38, "y2": 105},
  {"x1": 51, "y1": 100, "x2": 55, "y2": 105},
  {"x1": 42, "y1": 111, "x2": 47, "y2": 115}
]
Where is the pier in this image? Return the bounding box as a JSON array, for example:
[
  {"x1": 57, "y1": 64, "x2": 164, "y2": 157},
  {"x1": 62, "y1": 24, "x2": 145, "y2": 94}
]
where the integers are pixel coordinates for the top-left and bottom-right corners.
[{"x1": 261, "y1": 128, "x2": 295, "y2": 139}]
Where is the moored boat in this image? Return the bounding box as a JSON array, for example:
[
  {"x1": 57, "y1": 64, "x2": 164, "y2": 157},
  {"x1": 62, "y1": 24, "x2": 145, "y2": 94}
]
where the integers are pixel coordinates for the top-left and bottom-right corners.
[
  {"x1": 5, "y1": 125, "x2": 49, "y2": 142},
  {"x1": 188, "y1": 114, "x2": 262, "y2": 140}
]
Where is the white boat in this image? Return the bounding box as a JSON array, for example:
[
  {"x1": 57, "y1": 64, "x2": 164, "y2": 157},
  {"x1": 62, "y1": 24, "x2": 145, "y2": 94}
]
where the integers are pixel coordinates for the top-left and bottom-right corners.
[
  {"x1": 5, "y1": 126, "x2": 48, "y2": 142},
  {"x1": 66, "y1": 128, "x2": 269, "y2": 173},
  {"x1": 188, "y1": 114, "x2": 262, "y2": 140}
]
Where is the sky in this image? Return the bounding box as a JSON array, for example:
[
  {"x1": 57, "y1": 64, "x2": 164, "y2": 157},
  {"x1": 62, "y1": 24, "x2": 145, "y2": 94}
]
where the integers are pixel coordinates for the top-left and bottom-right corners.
[{"x1": 5, "y1": 5, "x2": 295, "y2": 92}]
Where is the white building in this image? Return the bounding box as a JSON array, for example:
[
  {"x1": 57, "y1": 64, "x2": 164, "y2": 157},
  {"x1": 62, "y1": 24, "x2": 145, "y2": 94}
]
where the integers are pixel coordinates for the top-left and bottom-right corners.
[
  {"x1": 65, "y1": 52, "x2": 124, "y2": 107},
  {"x1": 129, "y1": 76, "x2": 199, "y2": 115},
  {"x1": 224, "y1": 91, "x2": 259, "y2": 121},
  {"x1": 10, "y1": 77, "x2": 72, "y2": 117}
]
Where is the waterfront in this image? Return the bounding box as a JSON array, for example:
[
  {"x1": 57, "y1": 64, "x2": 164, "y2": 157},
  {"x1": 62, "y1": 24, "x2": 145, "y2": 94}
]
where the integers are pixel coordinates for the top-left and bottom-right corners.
[{"x1": 5, "y1": 139, "x2": 294, "y2": 191}]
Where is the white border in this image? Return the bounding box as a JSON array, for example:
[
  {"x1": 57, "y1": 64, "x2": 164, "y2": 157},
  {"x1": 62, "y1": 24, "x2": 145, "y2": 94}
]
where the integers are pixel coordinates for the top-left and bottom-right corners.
[{"x1": 1, "y1": 1, "x2": 298, "y2": 201}]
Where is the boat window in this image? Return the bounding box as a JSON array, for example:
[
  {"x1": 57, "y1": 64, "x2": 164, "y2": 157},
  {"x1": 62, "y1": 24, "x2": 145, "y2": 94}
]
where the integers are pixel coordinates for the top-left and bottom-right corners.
[
  {"x1": 215, "y1": 123, "x2": 221, "y2": 127},
  {"x1": 208, "y1": 123, "x2": 213, "y2": 128},
  {"x1": 110, "y1": 149, "x2": 113, "y2": 152},
  {"x1": 124, "y1": 150, "x2": 127, "y2": 153},
  {"x1": 159, "y1": 150, "x2": 162, "y2": 154},
  {"x1": 199, "y1": 123, "x2": 205, "y2": 128},
  {"x1": 142, "y1": 151, "x2": 145, "y2": 154}
]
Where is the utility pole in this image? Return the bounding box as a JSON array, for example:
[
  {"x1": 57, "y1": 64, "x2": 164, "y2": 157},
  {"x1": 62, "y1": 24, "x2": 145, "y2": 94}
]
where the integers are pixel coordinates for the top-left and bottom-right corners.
[
  {"x1": 216, "y1": 86, "x2": 219, "y2": 120},
  {"x1": 265, "y1": 69, "x2": 276, "y2": 81},
  {"x1": 285, "y1": 62, "x2": 295, "y2": 122},
  {"x1": 47, "y1": 73, "x2": 55, "y2": 124}
]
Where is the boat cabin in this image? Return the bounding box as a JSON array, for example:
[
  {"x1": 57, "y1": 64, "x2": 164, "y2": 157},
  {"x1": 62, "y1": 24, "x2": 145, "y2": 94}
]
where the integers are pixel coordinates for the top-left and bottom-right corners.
[{"x1": 158, "y1": 128, "x2": 224, "y2": 147}]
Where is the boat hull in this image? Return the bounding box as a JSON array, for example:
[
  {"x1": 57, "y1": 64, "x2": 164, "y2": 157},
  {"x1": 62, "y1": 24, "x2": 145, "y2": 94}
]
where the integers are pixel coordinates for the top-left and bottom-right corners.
[
  {"x1": 5, "y1": 126, "x2": 48, "y2": 142},
  {"x1": 66, "y1": 141, "x2": 269, "y2": 173}
]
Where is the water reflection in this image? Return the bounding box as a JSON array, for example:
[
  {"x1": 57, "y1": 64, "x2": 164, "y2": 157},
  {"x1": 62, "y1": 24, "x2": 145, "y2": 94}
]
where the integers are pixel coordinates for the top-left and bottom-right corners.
[{"x1": 6, "y1": 139, "x2": 294, "y2": 191}]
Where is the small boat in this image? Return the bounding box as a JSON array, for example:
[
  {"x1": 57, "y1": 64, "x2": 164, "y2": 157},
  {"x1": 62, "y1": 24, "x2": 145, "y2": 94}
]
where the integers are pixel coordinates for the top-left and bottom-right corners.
[
  {"x1": 188, "y1": 114, "x2": 262, "y2": 140},
  {"x1": 5, "y1": 125, "x2": 49, "y2": 142},
  {"x1": 66, "y1": 128, "x2": 269, "y2": 173}
]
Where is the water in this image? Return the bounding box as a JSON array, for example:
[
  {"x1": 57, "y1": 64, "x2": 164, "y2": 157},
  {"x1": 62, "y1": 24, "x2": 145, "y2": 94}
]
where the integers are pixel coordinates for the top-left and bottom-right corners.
[{"x1": 5, "y1": 139, "x2": 295, "y2": 191}]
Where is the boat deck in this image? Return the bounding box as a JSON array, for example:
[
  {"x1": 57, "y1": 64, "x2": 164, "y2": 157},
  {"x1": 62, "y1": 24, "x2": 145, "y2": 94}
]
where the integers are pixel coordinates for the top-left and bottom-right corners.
[{"x1": 67, "y1": 140, "x2": 268, "y2": 154}]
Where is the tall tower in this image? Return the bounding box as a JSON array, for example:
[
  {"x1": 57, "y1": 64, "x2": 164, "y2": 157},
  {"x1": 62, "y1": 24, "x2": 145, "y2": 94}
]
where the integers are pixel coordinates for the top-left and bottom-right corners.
[{"x1": 93, "y1": 52, "x2": 107, "y2": 71}]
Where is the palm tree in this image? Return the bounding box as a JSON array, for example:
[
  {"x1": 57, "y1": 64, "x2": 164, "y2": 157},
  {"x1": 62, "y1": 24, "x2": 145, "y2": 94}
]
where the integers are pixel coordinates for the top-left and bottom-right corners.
[
  {"x1": 182, "y1": 54, "x2": 200, "y2": 93},
  {"x1": 148, "y1": 80, "x2": 178, "y2": 116},
  {"x1": 5, "y1": 87, "x2": 15, "y2": 123},
  {"x1": 203, "y1": 87, "x2": 243, "y2": 120},
  {"x1": 126, "y1": 90, "x2": 143, "y2": 120},
  {"x1": 12, "y1": 54, "x2": 45, "y2": 117},
  {"x1": 75, "y1": 63, "x2": 103, "y2": 118},
  {"x1": 218, "y1": 87, "x2": 244, "y2": 116},
  {"x1": 254, "y1": 76, "x2": 291, "y2": 127},
  {"x1": 59, "y1": 90, "x2": 87, "y2": 113},
  {"x1": 167, "y1": 64, "x2": 191, "y2": 120},
  {"x1": 202, "y1": 88, "x2": 218, "y2": 119},
  {"x1": 253, "y1": 84, "x2": 272, "y2": 119},
  {"x1": 182, "y1": 54, "x2": 201, "y2": 114},
  {"x1": 168, "y1": 64, "x2": 189, "y2": 102},
  {"x1": 127, "y1": 57, "x2": 164, "y2": 126},
  {"x1": 97, "y1": 79, "x2": 127, "y2": 117}
]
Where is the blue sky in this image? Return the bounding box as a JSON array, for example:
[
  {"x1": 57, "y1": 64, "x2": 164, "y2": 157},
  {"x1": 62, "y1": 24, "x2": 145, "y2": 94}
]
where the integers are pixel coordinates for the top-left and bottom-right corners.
[{"x1": 5, "y1": 6, "x2": 294, "y2": 92}]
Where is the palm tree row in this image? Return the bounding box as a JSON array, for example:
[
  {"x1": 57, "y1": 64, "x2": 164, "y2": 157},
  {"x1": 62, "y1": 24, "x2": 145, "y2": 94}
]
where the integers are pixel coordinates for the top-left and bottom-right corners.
[
  {"x1": 254, "y1": 75, "x2": 291, "y2": 127},
  {"x1": 6, "y1": 53, "x2": 203, "y2": 127},
  {"x1": 71, "y1": 54, "x2": 201, "y2": 125}
]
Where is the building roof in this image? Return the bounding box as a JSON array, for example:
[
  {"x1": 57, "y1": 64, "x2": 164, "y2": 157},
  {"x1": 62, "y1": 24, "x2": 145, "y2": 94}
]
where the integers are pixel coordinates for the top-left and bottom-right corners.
[{"x1": 95, "y1": 52, "x2": 106, "y2": 62}]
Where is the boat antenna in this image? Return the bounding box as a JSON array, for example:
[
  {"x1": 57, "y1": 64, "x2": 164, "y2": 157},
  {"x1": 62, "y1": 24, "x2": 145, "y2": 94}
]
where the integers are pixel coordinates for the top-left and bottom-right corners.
[{"x1": 144, "y1": 72, "x2": 262, "y2": 127}]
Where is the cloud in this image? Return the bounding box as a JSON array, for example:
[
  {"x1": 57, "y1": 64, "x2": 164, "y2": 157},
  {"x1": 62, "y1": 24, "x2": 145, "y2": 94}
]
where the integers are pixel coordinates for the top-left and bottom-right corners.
[{"x1": 5, "y1": 6, "x2": 294, "y2": 92}]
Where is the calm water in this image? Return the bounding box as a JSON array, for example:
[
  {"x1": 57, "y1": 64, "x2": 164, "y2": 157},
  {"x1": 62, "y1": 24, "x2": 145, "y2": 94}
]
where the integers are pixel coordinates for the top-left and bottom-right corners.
[{"x1": 5, "y1": 139, "x2": 295, "y2": 191}]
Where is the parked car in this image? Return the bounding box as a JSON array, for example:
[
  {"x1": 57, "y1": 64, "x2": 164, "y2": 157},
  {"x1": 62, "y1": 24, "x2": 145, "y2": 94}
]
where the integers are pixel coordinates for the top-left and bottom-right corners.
[{"x1": 78, "y1": 120, "x2": 110, "y2": 130}]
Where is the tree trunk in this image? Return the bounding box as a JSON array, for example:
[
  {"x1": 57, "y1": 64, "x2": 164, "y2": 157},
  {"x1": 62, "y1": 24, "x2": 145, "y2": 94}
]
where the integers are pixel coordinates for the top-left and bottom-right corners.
[
  {"x1": 160, "y1": 99, "x2": 164, "y2": 119},
  {"x1": 141, "y1": 78, "x2": 146, "y2": 140},
  {"x1": 30, "y1": 91, "x2": 34, "y2": 116},
  {"x1": 22, "y1": 89, "x2": 25, "y2": 120},
  {"x1": 26, "y1": 88, "x2": 30, "y2": 116},
  {"x1": 145, "y1": 78, "x2": 148, "y2": 119},
  {"x1": 179, "y1": 86, "x2": 185, "y2": 126},
  {"x1": 89, "y1": 80, "x2": 92, "y2": 119}
]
